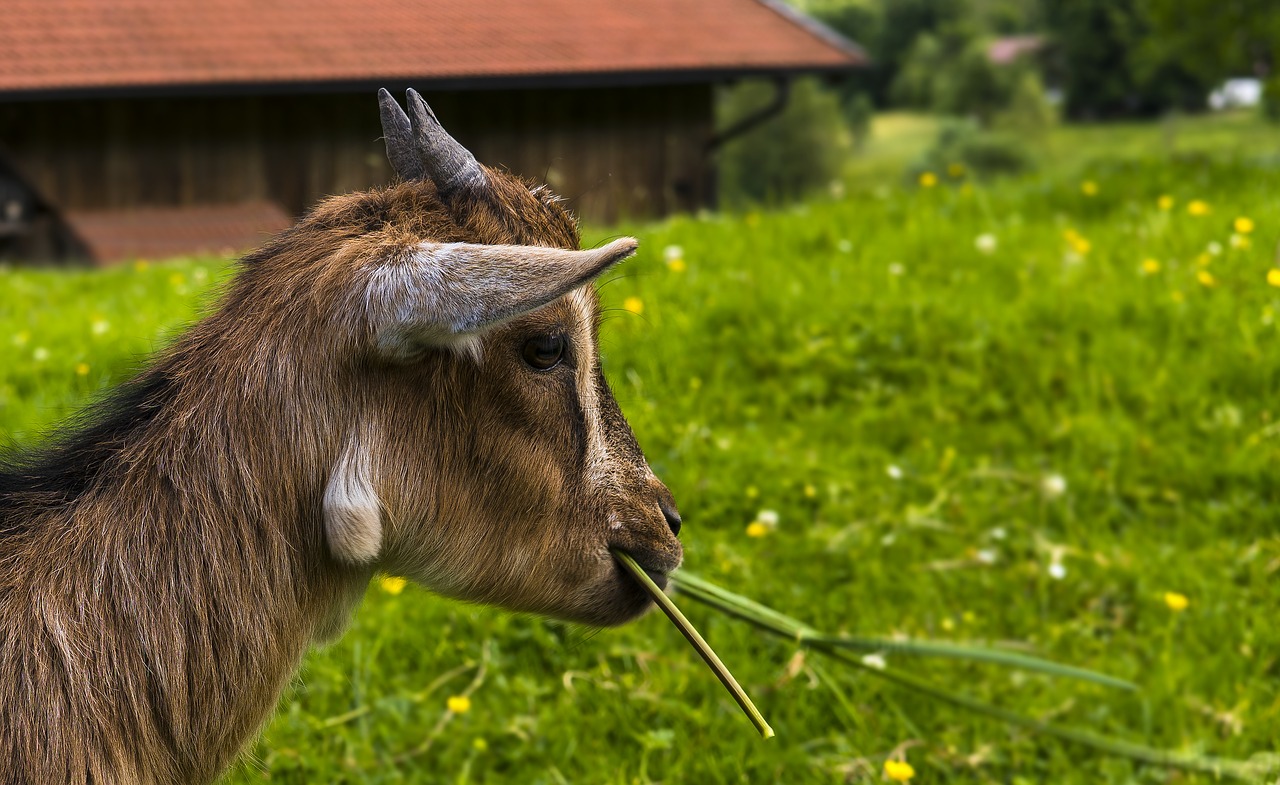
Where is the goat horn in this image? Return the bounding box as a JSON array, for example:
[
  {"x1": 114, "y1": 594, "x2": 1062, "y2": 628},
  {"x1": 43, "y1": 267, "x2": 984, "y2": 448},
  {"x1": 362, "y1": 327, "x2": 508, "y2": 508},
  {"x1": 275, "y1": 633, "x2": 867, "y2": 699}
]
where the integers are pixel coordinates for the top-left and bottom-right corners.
[
  {"x1": 404, "y1": 88, "x2": 487, "y2": 196},
  {"x1": 377, "y1": 88, "x2": 425, "y2": 181}
]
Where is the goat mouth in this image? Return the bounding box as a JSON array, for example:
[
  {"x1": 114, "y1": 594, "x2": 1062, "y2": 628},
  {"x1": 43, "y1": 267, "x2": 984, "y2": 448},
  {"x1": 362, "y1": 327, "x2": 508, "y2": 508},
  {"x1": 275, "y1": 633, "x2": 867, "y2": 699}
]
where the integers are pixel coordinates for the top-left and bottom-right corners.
[
  {"x1": 640, "y1": 567, "x2": 669, "y2": 591},
  {"x1": 609, "y1": 549, "x2": 669, "y2": 591}
]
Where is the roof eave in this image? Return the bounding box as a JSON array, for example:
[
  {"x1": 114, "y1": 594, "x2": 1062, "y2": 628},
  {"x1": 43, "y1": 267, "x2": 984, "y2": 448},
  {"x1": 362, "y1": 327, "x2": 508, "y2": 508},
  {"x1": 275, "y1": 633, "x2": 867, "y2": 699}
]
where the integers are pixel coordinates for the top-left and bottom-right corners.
[
  {"x1": 753, "y1": 0, "x2": 870, "y2": 64},
  {"x1": 0, "y1": 64, "x2": 865, "y2": 103}
]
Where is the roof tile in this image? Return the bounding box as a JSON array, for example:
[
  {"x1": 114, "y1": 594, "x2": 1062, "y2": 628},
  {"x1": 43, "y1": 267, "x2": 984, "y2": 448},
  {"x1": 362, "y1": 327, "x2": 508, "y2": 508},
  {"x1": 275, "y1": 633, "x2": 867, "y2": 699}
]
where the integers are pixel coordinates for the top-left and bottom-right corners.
[{"x1": 0, "y1": 0, "x2": 863, "y2": 95}]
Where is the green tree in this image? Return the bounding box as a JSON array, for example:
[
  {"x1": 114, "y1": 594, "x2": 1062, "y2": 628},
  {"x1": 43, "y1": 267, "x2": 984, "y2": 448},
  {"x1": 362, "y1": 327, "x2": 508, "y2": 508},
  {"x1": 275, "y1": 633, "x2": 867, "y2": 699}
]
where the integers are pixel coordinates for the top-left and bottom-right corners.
[
  {"x1": 1041, "y1": 0, "x2": 1209, "y2": 118},
  {"x1": 812, "y1": 0, "x2": 969, "y2": 107},
  {"x1": 1141, "y1": 0, "x2": 1279, "y2": 83},
  {"x1": 716, "y1": 79, "x2": 851, "y2": 206}
]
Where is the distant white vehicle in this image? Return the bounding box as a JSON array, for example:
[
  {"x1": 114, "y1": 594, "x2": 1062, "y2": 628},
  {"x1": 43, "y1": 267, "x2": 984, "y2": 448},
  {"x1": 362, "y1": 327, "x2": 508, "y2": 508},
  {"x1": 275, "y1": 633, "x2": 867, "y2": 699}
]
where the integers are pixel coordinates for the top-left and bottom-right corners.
[{"x1": 1208, "y1": 78, "x2": 1263, "y2": 110}]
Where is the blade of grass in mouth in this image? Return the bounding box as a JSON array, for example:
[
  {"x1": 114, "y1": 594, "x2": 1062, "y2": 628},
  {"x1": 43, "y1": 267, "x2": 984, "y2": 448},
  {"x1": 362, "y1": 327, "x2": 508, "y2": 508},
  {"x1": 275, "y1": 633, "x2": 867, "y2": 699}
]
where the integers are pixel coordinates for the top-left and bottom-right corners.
[{"x1": 611, "y1": 549, "x2": 774, "y2": 739}]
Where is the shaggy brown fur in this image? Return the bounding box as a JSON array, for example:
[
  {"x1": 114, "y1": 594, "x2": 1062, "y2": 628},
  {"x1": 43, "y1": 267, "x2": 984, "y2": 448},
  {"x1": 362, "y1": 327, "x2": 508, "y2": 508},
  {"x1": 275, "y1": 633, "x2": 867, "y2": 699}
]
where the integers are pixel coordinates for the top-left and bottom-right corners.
[{"x1": 0, "y1": 137, "x2": 682, "y2": 780}]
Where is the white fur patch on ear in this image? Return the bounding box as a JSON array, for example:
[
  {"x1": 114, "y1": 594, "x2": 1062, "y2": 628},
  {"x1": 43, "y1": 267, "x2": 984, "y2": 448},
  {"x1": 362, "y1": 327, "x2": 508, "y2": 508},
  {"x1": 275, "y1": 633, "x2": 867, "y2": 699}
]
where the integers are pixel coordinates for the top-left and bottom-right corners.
[
  {"x1": 363, "y1": 238, "x2": 638, "y2": 361},
  {"x1": 323, "y1": 439, "x2": 382, "y2": 564}
]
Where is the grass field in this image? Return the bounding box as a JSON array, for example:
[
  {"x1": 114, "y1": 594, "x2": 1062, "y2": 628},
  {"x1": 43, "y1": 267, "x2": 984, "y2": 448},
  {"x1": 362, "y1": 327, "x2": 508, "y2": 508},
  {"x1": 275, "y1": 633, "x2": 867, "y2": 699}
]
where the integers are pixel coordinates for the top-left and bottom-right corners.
[{"x1": 3, "y1": 112, "x2": 1280, "y2": 783}]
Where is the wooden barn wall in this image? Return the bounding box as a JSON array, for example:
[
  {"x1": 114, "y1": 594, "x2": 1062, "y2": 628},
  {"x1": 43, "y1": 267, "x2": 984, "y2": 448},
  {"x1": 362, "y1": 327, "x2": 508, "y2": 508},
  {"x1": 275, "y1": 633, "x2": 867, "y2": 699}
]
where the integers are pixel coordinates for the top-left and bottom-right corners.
[{"x1": 0, "y1": 85, "x2": 713, "y2": 225}]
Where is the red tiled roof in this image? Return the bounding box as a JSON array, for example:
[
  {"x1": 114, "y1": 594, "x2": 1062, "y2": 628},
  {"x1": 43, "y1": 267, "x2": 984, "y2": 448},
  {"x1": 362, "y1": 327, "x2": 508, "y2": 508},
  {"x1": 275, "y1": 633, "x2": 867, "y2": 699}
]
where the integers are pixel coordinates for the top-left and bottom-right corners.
[
  {"x1": 64, "y1": 202, "x2": 292, "y2": 264},
  {"x1": 0, "y1": 0, "x2": 864, "y2": 97}
]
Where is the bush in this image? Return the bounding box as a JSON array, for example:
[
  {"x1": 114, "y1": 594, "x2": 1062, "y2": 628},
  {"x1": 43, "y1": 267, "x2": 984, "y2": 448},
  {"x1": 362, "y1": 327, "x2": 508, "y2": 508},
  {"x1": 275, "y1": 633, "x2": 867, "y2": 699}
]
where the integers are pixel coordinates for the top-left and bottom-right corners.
[
  {"x1": 993, "y1": 70, "x2": 1057, "y2": 134},
  {"x1": 716, "y1": 78, "x2": 852, "y2": 207},
  {"x1": 911, "y1": 118, "x2": 1035, "y2": 181},
  {"x1": 1262, "y1": 75, "x2": 1280, "y2": 123},
  {"x1": 843, "y1": 91, "x2": 875, "y2": 152}
]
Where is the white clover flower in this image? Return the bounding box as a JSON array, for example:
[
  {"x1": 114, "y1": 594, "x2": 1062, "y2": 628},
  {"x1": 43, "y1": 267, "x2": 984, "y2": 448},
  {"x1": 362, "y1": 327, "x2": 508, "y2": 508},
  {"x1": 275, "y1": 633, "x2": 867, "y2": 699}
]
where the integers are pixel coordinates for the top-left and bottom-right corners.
[
  {"x1": 1048, "y1": 561, "x2": 1067, "y2": 580},
  {"x1": 663, "y1": 245, "x2": 684, "y2": 263},
  {"x1": 886, "y1": 464, "x2": 903, "y2": 480},
  {"x1": 756, "y1": 509, "x2": 779, "y2": 527},
  {"x1": 861, "y1": 653, "x2": 887, "y2": 670},
  {"x1": 91, "y1": 319, "x2": 110, "y2": 336},
  {"x1": 989, "y1": 526, "x2": 1007, "y2": 540},
  {"x1": 836, "y1": 239, "x2": 853, "y2": 254},
  {"x1": 975, "y1": 548, "x2": 998, "y2": 565},
  {"x1": 1041, "y1": 473, "x2": 1068, "y2": 499},
  {"x1": 888, "y1": 262, "x2": 905, "y2": 276},
  {"x1": 974, "y1": 233, "x2": 998, "y2": 254},
  {"x1": 1206, "y1": 241, "x2": 1223, "y2": 256},
  {"x1": 32, "y1": 347, "x2": 49, "y2": 362}
]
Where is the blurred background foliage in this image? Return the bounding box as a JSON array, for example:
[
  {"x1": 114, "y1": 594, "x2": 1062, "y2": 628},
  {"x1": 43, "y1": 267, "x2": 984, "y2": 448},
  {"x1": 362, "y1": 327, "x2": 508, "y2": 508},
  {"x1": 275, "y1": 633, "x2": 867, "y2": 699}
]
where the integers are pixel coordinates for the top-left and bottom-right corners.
[{"x1": 716, "y1": 0, "x2": 1279, "y2": 207}]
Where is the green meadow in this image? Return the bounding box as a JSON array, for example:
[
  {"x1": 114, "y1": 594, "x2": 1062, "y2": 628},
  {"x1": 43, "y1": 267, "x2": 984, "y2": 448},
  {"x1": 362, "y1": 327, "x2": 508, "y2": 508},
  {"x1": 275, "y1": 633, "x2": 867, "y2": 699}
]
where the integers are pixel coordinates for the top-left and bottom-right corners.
[{"x1": 2, "y1": 113, "x2": 1279, "y2": 783}]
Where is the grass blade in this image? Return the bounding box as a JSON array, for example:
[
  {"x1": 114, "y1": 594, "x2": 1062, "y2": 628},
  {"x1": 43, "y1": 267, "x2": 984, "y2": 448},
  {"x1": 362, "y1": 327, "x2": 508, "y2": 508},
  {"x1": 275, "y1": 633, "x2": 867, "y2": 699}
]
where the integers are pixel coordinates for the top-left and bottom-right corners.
[
  {"x1": 674, "y1": 572, "x2": 1134, "y2": 690},
  {"x1": 612, "y1": 550, "x2": 774, "y2": 739},
  {"x1": 670, "y1": 572, "x2": 1272, "y2": 781}
]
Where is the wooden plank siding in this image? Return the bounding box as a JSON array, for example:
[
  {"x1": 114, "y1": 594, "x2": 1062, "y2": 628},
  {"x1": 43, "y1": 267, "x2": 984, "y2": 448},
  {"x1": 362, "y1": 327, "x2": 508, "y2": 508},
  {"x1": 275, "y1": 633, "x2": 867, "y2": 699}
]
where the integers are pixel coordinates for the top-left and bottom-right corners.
[{"x1": 0, "y1": 85, "x2": 713, "y2": 227}]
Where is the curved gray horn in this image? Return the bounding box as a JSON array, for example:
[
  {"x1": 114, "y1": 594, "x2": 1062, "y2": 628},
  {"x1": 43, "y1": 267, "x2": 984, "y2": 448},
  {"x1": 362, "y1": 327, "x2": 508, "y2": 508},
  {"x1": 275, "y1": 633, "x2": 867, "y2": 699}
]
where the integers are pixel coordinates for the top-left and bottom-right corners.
[
  {"x1": 378, "y1": 88, "x2": 425, "y2": 181},
  {"x1": 405, "y1": 88, "x2": 487, "y2": 195}
]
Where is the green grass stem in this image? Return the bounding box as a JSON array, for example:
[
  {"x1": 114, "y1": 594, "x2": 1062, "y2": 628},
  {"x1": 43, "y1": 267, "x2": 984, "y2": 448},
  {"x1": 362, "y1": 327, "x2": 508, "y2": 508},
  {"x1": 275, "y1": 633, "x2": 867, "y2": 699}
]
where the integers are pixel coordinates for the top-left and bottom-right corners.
[
  {"x1": 674, "y1": 572, "x2": 1136, "y2": 690},
  {"x1": 672, "y1": 573, "x2": 1274, "y2": 781},
  {"x1": 612, "y1": 550, "x2": 774, "y2": 739}
]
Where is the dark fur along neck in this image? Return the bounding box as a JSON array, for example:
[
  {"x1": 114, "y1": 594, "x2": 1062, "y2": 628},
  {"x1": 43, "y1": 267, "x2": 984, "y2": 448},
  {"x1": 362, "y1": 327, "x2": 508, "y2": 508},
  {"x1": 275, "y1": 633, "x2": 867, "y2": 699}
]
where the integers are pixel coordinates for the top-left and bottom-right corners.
[
  {"x1": 0, "y1": 370, "x2": 172, "y2": 538},
  {"x1": 0, "y1": 363, "x2": 365, "y2": 784}
]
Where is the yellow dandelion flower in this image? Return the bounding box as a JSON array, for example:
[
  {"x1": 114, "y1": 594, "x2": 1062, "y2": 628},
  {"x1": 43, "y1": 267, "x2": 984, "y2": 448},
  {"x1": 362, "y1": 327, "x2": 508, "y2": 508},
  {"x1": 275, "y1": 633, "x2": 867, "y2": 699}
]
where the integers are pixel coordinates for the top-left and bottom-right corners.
[
  {"x1": 472, "y1": 738, "x2": 488, "y2": 752},
  {"x1": 1081, "y1": 180, "x2": 1098, "y2": 196},
  {"x1": 133, "y1": 259, "x2": 150, "y2": 272},
  {"x1": 1070, "y1": 237, "x2": 1091, "y2": 255},
  {"x1": 169, "y1": 273, "x2": 186, "y2": 287},
  {"x1": 1187, "y1": 200, "x2": 1211, "y2": 217},
  {"x1": 1234, "y1": 216, "x2": 1255, "y2": 234},
  {"x1": 447, "y1": 695, "x2": 472, "y2": 714},
  {"x1": 75, "y1": 363, "x2": 90, "y2": 376},
  {"x1": 1164, "y1": 592, "x2": 1189, "y2": 612},
  {"x1": 12, "y1": 330, "x2": 30, "y2": 346},
  {"x1": 1141, "y1": 258, "x2": 1161, "y2": 274},
  {"x1": 667, "y1": 258, "x2": 687, "y2": 273},
  {"x1": 623, "y1": 296, "x2": 644, "y2": 315},
  {"x1": 884, "y1": 759, "x2": 915, "y2": 782},
  {"x1": 918, "y1": 171, "x2": 938, "y2": 188},
  {"x1": 803, "y1": 484, "x2": 817, "y2": 499},
  {"x1": 379, "y1": 575, "x2": 407, "y2": 595},
  {"x1": 947, "y1": 162, "x2": 965, "y2": 178},
  {"x1": 745, "y1": 485, "x2": 759, "y2": 499},
  {"x1": 1268, "y1": 269, "x2": 1280, "y2": 288},
  {"x1": 1197, "y1": 270, "x2": 1216, "y2": 287},
  {"x1": 1171, "y1": 290, "x2": 1185, "y2": 303},
  {"x1": 745, "y1": 521, "x2": 770, "y2": 538},
  {"x1": 1157, "y1": 195, "x2": 1175, "y2": 211}
]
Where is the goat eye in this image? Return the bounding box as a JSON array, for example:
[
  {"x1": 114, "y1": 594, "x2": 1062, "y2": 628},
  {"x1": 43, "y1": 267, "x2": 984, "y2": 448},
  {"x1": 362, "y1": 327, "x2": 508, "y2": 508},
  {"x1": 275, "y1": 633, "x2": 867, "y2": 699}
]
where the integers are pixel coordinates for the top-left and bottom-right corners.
[{"x1": 521, "y1": 335, "x2": 565, "y2": 370}]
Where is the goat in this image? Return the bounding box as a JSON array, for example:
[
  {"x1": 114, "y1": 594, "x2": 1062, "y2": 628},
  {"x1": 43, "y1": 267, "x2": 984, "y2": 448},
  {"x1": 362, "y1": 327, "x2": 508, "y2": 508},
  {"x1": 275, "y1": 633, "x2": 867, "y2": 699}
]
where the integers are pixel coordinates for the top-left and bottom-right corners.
[{"x1": 0, "y1": 89, "x2": 684, "y2": 784}]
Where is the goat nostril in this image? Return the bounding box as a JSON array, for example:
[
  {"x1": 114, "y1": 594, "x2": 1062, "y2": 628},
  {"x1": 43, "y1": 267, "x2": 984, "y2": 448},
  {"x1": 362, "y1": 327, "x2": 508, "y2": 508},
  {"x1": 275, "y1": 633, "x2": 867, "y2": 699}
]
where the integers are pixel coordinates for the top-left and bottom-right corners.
[{"x1": 658, "y1": 497, "x2": 682, "y2": 537}]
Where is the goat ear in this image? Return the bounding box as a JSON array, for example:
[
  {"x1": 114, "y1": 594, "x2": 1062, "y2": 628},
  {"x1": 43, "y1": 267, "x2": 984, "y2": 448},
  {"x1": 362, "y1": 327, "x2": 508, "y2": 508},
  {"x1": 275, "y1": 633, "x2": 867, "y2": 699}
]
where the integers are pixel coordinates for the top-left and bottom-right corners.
[
  {"x1": 366, "y1": 237, "x2": 638, "y2": 356},
  {"x1": 323, "y1": 440, "x2": 382, "y2": 564}
]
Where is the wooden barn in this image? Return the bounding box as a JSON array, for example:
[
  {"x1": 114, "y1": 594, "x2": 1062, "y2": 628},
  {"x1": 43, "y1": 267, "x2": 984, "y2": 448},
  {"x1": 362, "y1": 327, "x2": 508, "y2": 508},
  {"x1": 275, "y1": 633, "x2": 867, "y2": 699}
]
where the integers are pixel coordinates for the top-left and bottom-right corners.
[{"x1": 0, "y1": 0, "x2": 863, "y2": 264}]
